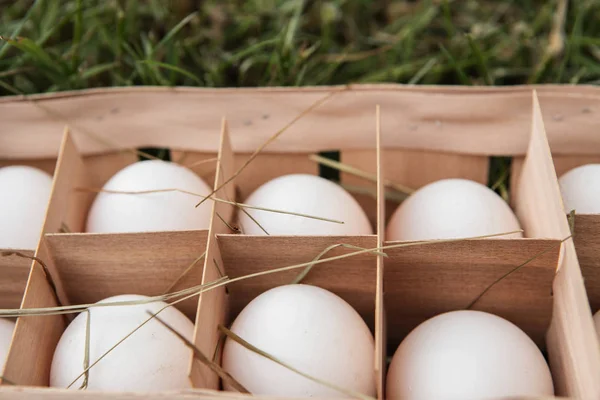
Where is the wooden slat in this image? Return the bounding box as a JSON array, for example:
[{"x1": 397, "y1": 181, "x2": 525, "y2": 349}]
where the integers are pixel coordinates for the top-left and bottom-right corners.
[
  {"x1": 572, "y1": 214, "x2": 600, "y2": 313},
  {"x1": 383, "y1": 238, "x2": 558, "y2": 351},
  {"x1": 374, "y1": 106, "x2": 386, "y2": 400},
  {"x1": 521, "y1": 92, "x2": 600, "y2": 398},
  {"x1": 218, "y1": 235, "x2": 378, "y2": 329},
  {"x1": 0, "y1": 251, "x2": 32, "y2": 310},
  {"x1": 3, "y1": 85, "x2": 600, "y2": 158},
  {"x1": 44, "y1": 230, "x2": 208, "y2": 320},
  {"x1": 190, "y1": 119, "x2": 236, "y2": 389},
  {"x1": 2, "y1": 241, "x2": 66, "y2": 386}
]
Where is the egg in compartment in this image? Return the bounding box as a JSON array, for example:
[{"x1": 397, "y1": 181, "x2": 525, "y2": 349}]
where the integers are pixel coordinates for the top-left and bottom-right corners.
[
  {"x1": 86, "y1": 160, "x2": 213, "y2": 233},
  {"x1": 50, "y1": 294, "x2": 194, "y2": 391},
  {"x1": 0, "y1": 165, "x2": 53, "y2": 249},
  {"x1": 386, "y1": 310, "x2": 554, "y2": 400},
  {"x1": 386, "y1": 178, "x2": 523, "y2": 241},
  {"x1": 238, "y1": 174, "x2": 373, "y2": 235},
  {"x1": 558, "y1": 164, "x2": 600, "y2": 214},
  {"x1": 222, "y1": 284, "x2": 376, "y2": 398}
]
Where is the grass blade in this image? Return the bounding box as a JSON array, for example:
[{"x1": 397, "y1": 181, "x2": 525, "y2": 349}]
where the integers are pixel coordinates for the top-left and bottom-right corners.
[
  {"x1": 155, "y1": 12, "x2": 197, "y2": 54},
  {"x1": 137, "y1": 60, "x2": 202, "y2": 85},
  {"x1": 466, "y1": 34, "x2": 493, "y2": 85},
  {"x1": 439, "y1": 44, "x2": 471, "y2": 85}
]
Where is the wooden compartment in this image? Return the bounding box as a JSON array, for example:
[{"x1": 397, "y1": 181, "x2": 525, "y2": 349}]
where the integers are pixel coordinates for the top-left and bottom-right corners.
[
  {"x1": 1, "y1": 129, "x2": 221, "y2": 388},
  {"x1": 1, "y1": 85, "x2": 600, "y2": 399}
]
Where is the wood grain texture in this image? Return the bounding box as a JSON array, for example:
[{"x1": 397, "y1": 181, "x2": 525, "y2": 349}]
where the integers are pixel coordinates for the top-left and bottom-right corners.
[
  {"x1": 3, "y1": 85, "x2": 600, "y2": 158},
  {"x1": 191, "y1": 119, "x2": 235, "y2": 389},
  {"x1": 218, "y1": 235, "x2": 378, "y2": 328},
  {"x1": 44, "y1": 230, "x2": 208, "y2": 320},
  {"x1": 522, "y1": 92, "x2": 600, "y2": 398},
  {"x1": 572, "y1": 214, "x2": 600, "y2": 314},
  {"x1": 0, "y1": 252, "x2": 32, "y2": 310},
  {"x1": 383, "y1": 238, "x2": 558, "y2": 351},
  {"x1": 2, "y1": 241, "x2": 66, "y2": 386}
]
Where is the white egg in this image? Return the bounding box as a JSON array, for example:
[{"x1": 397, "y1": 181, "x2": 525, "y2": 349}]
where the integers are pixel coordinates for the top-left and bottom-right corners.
[
  {"x1": 86, "y1": 160, "x2": 213, "y2": 233},
  {"x1": 386, "y1": 310, "x2": 553, "y2": 400},
  {"x1": 222, "y1": 284, "x2": 375, "y2": 397},
  {"x1": 50, "y1": 294, "x2": 194, "y2": 391},
  {"x1": 558, "y1": 164, "x2": 600, "y2": 214},
  {"x1": 0, "y1": 318, "x2": 15, "y2": 368},
  {"x1": 386, "y1": 178, "x2": 522, "y2": 241},
  {"x1": 0, "y1": 166, "x2": 53, "y2": 249},
  {"x1": 238, "y1": 174, "x2": 372, "y2": 235}
]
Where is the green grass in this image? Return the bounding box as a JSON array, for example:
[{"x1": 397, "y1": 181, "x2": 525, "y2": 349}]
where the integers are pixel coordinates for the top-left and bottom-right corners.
[{"x1": 1, "y1": 0, "x2": 599, "y2": 96}]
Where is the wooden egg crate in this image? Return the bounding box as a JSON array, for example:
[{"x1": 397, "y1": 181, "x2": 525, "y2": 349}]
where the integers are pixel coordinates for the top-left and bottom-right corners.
[{"x1": 1, "y1": 86, "x2": 600, "y2": 399}]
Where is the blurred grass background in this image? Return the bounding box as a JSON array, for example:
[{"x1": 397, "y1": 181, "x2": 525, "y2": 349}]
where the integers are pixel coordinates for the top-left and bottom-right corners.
[{"x1": 1, "y1": 0, "x2": 599, "y2": 96}]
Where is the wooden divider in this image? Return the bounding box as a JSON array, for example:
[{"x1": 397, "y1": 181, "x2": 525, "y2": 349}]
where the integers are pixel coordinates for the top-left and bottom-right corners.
[
  {"x1": 191, "y1": 119, "x2": 236, "y2": 389},
  {"x1": 2, "y1": 128, "x2": 215, "y2": 389},
  {"x1": 1, "y1": 129, "x2": 85, "y2": 386},
  {"x1": 374, "y1": 106, "x2": 386, "y2": 400},
  {"x1": 524, "y1": 91, "x2": 600, "y2": 398}
]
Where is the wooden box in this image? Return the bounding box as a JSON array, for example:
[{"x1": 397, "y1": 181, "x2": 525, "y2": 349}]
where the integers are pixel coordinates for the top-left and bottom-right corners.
[{"x1": 1, "y1": 86, "x2": 599, "y2": 399}]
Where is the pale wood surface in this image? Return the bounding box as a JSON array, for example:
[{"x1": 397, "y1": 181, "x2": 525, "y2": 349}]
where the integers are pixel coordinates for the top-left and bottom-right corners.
[
  {"x1": 383, "y1": 238, "x2": 558, "y2": 350},
  {"x1": 191, "y1": 120, "x2": 235, "y2": 389},
  {"x1": 233, "y1": 153, "x2": 318, "y2": 205},
  {"x1": 217, "y1": 235, "x2": 378, "y2": 329},
  {"x1": 3, "y1": 85, "x2": 600, "y2": 158},
  {"x1": 0, "y1": 252, "x2": 32, "y2": 310},
  {"x1": 44, "y1": 230, "x2": 208, "y2": 320},
  {"x1": 2, "y1": 241, "x2": 66, "y2": 386},
  {"x1": 374, "y1": 107, "x2": 385, "y2": 400},
  {"x1": 571, "y1": 214, "x2": 600, "y2": 313},
  {"x1": 522, "y1": 92, "x2": 600, "y2": 398}
]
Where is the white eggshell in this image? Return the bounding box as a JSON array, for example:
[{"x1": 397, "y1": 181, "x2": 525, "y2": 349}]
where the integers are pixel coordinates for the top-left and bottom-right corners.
[
  {"x1": 50, "y1": 294, "x2": 194, "y2": 391},
  {"x1": 558, "y1": 164, "x2": 600, "y2": 214},
  {"x1": 0, "y1": 166, "x2": 53, "y2": 249},
  {"x1": 238, "y1": 174, "x2": 372, "y2": 235},
  {"x1": 0, "y1": 318, "x2": 15, "y2": 368},
  {"x1": 86, "y1": 160, "x2": 212, "y2": 233},
  {"x1": 386, "y1": 178, "x2": 522, "y2": 241},
  {"x1": 386, "y1": 310, "x2": 554, "y2": 400},
  {"x1": 222, "y1": 284, "x2": 375, "y2": 397}
]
